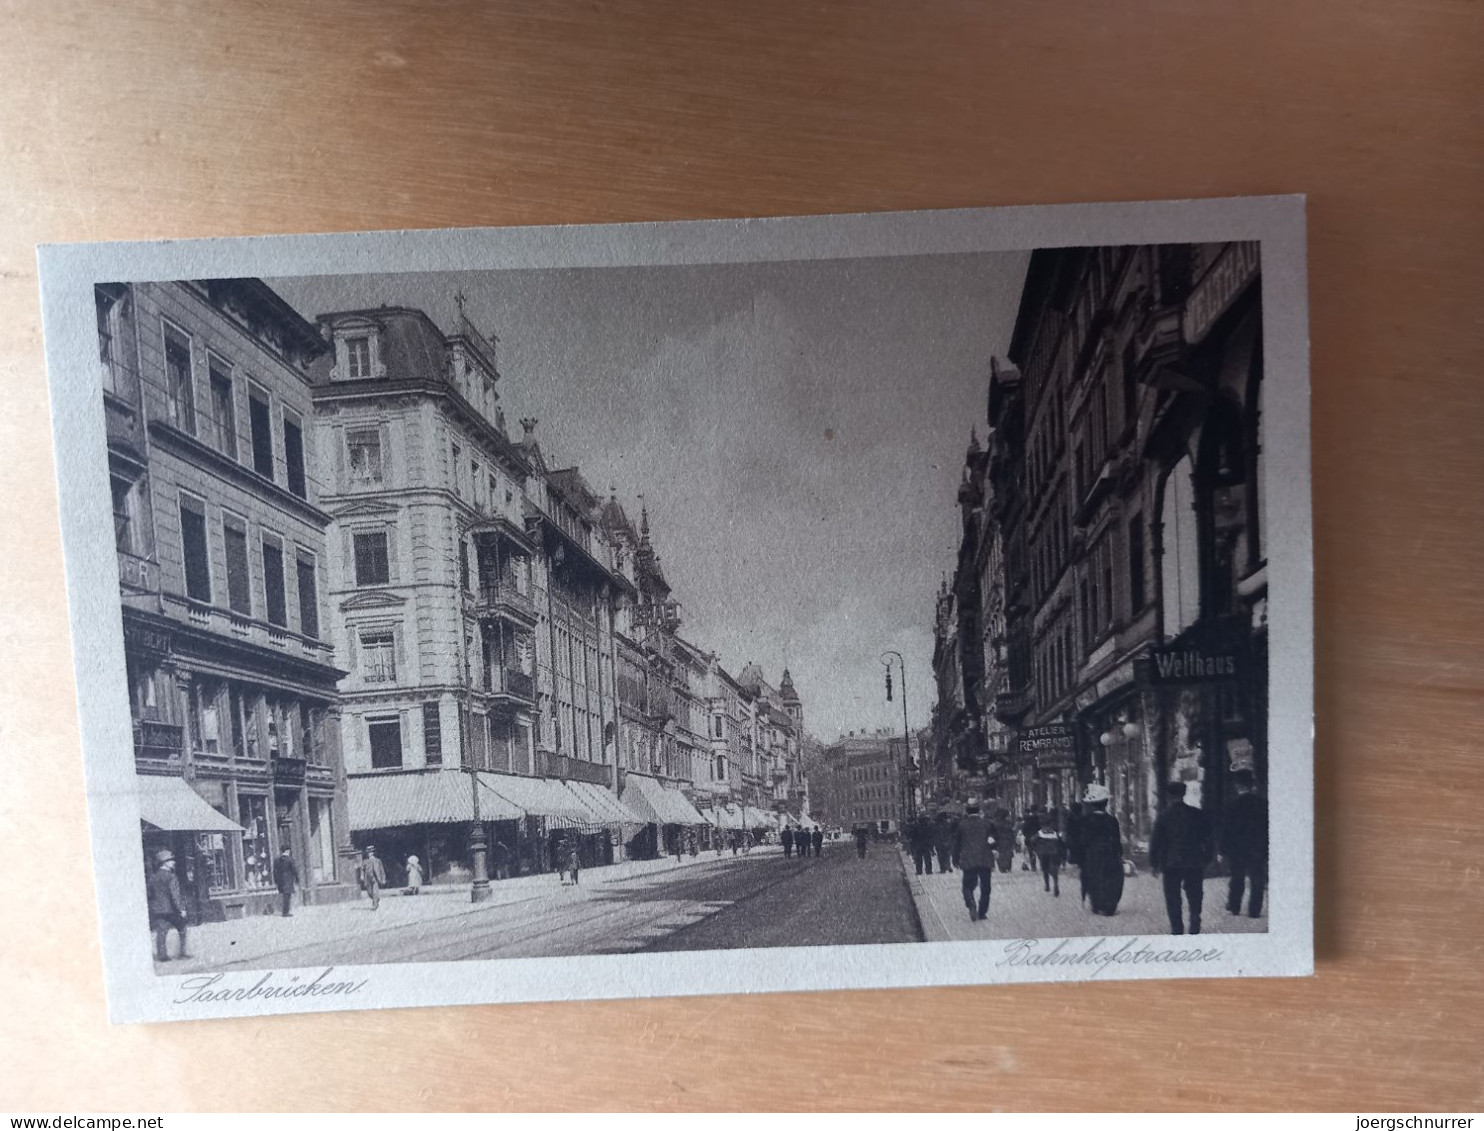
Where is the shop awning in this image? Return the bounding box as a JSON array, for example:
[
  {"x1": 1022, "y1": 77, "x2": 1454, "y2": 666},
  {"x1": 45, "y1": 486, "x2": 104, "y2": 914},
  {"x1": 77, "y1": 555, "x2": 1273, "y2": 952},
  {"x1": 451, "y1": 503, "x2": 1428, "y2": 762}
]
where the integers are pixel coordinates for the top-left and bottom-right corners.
[
  {"x1": 621, "y1": 774, "x2": 708, "y2": 826},
  {"x1": 348, "y1": 770, "x2": 523, "y2": 831},
  {"x1": 137, "y1": 775, "x2": 244, "y2": 833},
  {"x1": 561, "y1": 780, "x2": 647, "y2": 827},
  {"x1": 480, "y1": 773, "x2": 592, "y2": 826}
]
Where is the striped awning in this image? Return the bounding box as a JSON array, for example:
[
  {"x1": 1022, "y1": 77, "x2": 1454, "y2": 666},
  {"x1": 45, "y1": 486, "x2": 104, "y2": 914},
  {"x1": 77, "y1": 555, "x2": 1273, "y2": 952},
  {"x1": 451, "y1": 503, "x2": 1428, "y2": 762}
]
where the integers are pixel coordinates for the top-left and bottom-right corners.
[
  {"x1": 621, "y1": 774, "x2": 709, "y2": 826},
  {"x1": 480, "y1": 773, "x2": 591, "y2": 826},
  {"x1": 348, "y1": 770, "x2": 523, "y2": 831},
  {"x1": 137, "y1": 775, "x2": 244, "y2": 834},
  {"x1": 562, "y1": 780, "x2": 647, "y2": 827}
]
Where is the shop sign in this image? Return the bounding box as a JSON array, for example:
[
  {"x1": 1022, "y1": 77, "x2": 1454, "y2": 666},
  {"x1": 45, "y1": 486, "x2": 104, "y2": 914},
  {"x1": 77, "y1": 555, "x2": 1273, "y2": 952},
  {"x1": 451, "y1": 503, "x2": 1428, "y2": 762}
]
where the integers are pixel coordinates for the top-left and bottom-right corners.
[
  {"x1": 1015, "y1": 723, "x2": 1077, "y2": 771},
  {"x1": 123, "y1": 622, "x2": 173, "y2": 657},
  {"x1": 1147, "y1": 638, "x2": 1245, "y2": 685},
  {"x1": 272, "y1": 756, "x2": 307, "y2": 786},
  {"x1": 1184, "y1": 242, "x2": 1260, "y2": 344}
]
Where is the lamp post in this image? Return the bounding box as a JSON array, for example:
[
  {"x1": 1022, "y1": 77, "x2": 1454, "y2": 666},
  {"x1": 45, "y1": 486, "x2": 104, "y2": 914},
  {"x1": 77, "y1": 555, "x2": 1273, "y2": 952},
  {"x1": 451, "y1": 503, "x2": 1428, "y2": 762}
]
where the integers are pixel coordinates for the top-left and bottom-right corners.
[
  {"x1": 881, "y1": 650, "x2": 915, "y2": 826},
  {"x1": 461, "y1": 686, "x2": 492, "y2": 904}
]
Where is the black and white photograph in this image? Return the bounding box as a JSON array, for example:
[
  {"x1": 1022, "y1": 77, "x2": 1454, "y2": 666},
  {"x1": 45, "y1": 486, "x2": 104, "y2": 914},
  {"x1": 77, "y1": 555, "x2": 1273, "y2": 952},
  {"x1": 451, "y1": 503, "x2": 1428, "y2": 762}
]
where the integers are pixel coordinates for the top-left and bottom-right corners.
[{"x1": 40, "y1": 199, "x2": 1313, "y2": 1021}]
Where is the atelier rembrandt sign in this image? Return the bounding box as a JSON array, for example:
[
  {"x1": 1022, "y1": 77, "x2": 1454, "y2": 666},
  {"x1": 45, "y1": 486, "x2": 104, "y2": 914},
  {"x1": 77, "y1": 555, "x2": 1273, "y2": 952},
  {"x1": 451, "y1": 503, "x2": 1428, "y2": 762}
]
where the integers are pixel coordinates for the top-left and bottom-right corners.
[{"x1": 1015, "y1": 723, "x2": 1077, "y2": 770}]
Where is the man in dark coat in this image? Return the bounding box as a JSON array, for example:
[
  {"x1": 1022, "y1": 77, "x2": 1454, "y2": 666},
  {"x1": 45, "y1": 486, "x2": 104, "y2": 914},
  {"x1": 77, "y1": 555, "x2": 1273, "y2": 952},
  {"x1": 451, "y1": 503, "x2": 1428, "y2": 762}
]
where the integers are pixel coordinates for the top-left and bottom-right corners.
[
  {"x1": 1221, "y1": 770, "x2": 1268, "y2": 917},
  {"x1": 146, "y1": 849, "x2": 190, "y2": 961},
  {"x1": 272, "y1": 847, "x2": 300, "y2": 918},
  {"x1": 908, "y1": 816, "x2": 933, "y2": 875},
  {"x1": 993, "y1": 809, "x2": 1016, "y2": 874},
  {"x1": 1079, "y1": 784, "x2": 1125, "y2": 915},
  {"x1": 357, "y1": 845, "x2": 387, "y2": 910},
  {"x1": 933, "y1": 813, "x2": 956, "y2": 874},
  {"x1": 1149, "y1": 780, "x2": 1214, "y2": 934},
  {"x1": 811, "y1": 827, "x2": 824, "y2": 858},
  {"x1": 781, "y1": 825, "x2": 795, "y2": 859},
  {"x1": 853, "y1": 824, "x2": 870, "y2": 858},
  {"x1": 952, "y1": 800, "x2": 996, "y2": 921},
  {"x1": 1019, "y1": 809, "x2": 1042, "y2": 871}
]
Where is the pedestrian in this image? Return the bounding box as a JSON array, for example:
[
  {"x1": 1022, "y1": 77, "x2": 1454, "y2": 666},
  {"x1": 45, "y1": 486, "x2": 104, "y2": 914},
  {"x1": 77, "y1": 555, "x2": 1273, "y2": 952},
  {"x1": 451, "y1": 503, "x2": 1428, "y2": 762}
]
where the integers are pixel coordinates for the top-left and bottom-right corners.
[
  {"x1": 1019, "y1": 809, "x2": 1042, "y2": 872},
  {"x1": 1078, "y1": 784, "x2": 1125, "y2": 916},
  {"x1": 993, "y1": 809, "x2": 1016, "y2": 874},
  {"x1": 565, "y1": 838, "x2": 581, "y2": 885},
  {"x1": 673, "y1": 833, "x2": 683, "y2": 863},
  {"x1": 811, "y1": 827, "x2": 823, "y2": 858},
  {"x1": 272, "y1": 847, "x2": 299, "y2": 917},
  {"x1": 1033, "y1": 825, "x2": 1065, "y2": 896},
  {"x1": 781, "y1": 825, "x2": 795, "y2": 859},
  {"x1": 1221, "y1": 769, "x2": 1268, "y2": 918},
  {"x1": 853, "y1": 824, "x2": 869, "y2": 859},
  {"x1": 1149, "y1": 780, "x2": 1214, "y2": 934},
  {"x1": 1065, "y1": 802, "x2": 1089, "y2": 903},
  {"x1": 687, "y1": 831, "x2": 699, "y2": 858},
  {"x1": 908, "y1": 816, "x2": 933, "y2": 875},
  {"x1": 492, "y1": 839, "x2": 511, "y2": 881},
  {"x1": 357, "y1": 846, "x2": 387, "y2": 910},
  {"x1": 933, "y1": 812, "x2": 956, "y2": 874},
  {"x1": 952, "y1": 800, "x2": 996, "y2": 922},
  {"x1": 146, "y1": 849, "x2": 190, "y2": 961},
  {"x1": 404, "y1": 853, "x2": 423, "y2": 896}
]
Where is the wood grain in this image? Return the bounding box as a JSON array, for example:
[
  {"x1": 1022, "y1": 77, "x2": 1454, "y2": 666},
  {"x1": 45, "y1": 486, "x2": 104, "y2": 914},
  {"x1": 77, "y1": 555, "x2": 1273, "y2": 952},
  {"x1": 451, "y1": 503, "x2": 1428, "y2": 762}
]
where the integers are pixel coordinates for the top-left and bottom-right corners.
[{"x1": 1, "y1": 0, "x2": 1480, "y2": 1113}]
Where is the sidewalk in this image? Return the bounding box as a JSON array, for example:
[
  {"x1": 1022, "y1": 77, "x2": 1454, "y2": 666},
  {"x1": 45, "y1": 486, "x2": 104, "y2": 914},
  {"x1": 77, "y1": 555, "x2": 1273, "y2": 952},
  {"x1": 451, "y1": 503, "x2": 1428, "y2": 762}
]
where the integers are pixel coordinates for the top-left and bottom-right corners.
[
  {"x1": 899, "y1": 849, "x2": 1269, "y2": 943},
  {"x1": 158, "y1": 845, "x2": 785, "y2": 973}
]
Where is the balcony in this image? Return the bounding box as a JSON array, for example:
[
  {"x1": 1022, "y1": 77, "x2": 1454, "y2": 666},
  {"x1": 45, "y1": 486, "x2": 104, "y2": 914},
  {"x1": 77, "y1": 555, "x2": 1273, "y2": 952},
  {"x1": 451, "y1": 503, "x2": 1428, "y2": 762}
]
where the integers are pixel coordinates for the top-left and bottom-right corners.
[
  {"x1": 475, "y1": 579, "x2": 538, "y2": 626},
  {"x1": 487, "y1": 667, "x2": 536, "y2": 704},
  {"x1": 994, "y1": 688, "x2": 1033, "y2": 724},
  {"x1": 134, "y1": 719, "x2": 183, "y2": 768}
]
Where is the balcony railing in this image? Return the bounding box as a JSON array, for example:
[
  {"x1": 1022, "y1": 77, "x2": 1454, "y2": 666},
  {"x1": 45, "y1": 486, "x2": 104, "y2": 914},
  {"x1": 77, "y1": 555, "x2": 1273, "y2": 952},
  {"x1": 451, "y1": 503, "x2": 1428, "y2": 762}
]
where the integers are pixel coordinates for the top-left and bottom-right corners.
[
  {"x1": 475, "y1": 579, "x2": 538, "y2": 623},
  {"x1": 488, "y1": 668, "x2": 535, "y2": 701},
  {"x1": 134, "y1": 719, "x2": 183, "y2": 765}
]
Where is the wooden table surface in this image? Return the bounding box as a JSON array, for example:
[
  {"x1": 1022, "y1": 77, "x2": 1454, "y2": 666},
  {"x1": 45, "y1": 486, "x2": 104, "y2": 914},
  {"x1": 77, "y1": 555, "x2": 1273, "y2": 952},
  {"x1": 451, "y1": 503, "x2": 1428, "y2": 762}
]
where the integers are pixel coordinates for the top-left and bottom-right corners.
[{"x1": 2, "y1": 0, "x2": 1480, "y2": 1113}]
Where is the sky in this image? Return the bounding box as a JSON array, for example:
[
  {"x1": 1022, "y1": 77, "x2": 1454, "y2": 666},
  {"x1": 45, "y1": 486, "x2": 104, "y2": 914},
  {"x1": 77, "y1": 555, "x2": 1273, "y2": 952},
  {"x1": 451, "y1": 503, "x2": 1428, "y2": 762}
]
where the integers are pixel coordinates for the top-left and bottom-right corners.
[{"x1": 271, "y1": 249, "x2": 1028, "y2": 743}]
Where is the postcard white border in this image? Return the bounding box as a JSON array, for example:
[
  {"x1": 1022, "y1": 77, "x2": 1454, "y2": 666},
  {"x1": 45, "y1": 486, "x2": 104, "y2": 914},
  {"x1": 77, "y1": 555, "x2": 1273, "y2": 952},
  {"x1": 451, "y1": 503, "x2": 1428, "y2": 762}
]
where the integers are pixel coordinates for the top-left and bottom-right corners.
[{"x1": 38, "y1": 196, "x2": 1312, "y2": 1023}]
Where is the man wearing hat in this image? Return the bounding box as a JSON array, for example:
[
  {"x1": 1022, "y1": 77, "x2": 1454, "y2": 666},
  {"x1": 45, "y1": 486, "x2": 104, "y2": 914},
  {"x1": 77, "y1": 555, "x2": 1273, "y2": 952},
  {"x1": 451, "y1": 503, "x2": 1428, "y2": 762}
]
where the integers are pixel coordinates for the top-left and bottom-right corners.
[
  {"x1": 952, "y1": 799, "x2": 997, "y2": 922},
  {"x1": 272, "y1": 847, "x2": 300, "y2": 918},
  {"x1": 1079, "y1": 783, "x2": 1125, "y2": 916},
  {"x1": 146, "y1": 849, "x2": 190, "y2": 961},
  {"x1": 357, "y1": 845, "x2": 387, "y2": 910},
  {"x1": 1149, "y1": 780, "x2": 1214, "y2": 934}
]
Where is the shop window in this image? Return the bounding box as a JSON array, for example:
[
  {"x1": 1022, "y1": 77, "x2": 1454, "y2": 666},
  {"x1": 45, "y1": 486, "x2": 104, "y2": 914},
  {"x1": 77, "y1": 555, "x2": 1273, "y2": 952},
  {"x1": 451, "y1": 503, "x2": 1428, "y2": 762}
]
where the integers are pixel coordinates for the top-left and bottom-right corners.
[
  {"x1": 179, "y1": 493, "x2": 211, "y2": 603},
  {"x1": 195, "y1": 830, "x2": 236, "y2": 894},
  {"x1": 353, "y1": 531, "x2": 390, "y2": 586},
  {"x1": 262, "y1": 533, "x2": 287, "y2": 627},
  {"x1": 208, "y1": 358, "x2": 237, "y2": 459},
  {"x1": 238, "y1": 794, "x2": 273, "y2": 890},
  {"x1": 368, "y1": 716, "x2": 403, "y2": 769},
  {"x1": 248, "y1": 387, "x2": 274, "y2": 480},
  {"x1": 308, "y1": 798, "x2": 335, "y2": 884},
  {"x1": 163, "y1": 321, "x2": 195, "y2": 434}
]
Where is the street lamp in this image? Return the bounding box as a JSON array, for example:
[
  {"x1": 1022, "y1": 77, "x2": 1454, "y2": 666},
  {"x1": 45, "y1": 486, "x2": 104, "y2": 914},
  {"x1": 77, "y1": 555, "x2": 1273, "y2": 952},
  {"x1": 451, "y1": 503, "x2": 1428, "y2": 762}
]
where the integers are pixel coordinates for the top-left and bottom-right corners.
[
  {"x1": 459, "y1": 639, "x2": 492, "y2": 904},
  {"x1": 881, "y1": 650, "x2": 915, "y2": 825}
]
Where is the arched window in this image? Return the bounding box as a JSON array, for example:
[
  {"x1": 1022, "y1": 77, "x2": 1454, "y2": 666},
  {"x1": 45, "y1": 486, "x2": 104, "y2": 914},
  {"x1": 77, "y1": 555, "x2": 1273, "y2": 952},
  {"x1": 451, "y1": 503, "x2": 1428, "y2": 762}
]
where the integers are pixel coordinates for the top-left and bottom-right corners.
[{"x1": 1160, "y1": 454, "x2": 1201, "y2": 639}]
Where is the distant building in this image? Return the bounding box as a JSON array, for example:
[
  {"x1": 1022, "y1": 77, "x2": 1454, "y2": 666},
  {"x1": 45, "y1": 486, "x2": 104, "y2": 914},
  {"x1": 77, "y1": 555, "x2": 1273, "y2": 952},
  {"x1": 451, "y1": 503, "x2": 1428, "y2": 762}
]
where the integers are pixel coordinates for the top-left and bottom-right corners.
[
  {"x1": 103, "y1": 278, "x2": 352, "y2": 918},
  {"x1": 813, "y1": 730, "x2": 907, "y2": 832}
]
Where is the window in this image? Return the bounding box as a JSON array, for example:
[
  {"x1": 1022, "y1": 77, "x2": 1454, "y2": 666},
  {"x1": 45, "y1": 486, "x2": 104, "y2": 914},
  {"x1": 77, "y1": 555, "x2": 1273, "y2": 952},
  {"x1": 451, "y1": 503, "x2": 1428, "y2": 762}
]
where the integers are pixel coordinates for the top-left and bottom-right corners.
[
  {"x1": 296, "y1": 549, "x2": 319, "y2": 639},
  {"x1": 451, "y1": 443, "x2": 462, "y2": 496},
  {"x1": 238, "y1": 795, "x2": 272, "y2": 889},
  {"x1": 353, "y1": 531, "x2": 390, "y2": 586},
  {"x1": 300, "y1": 703, "x2": 318, "y2": 764},
  {"x1": 422, "y1": 702, "x2": 443, "y2": 766},
  {"x1": 368, "y1": 717, "x2": 403, "y2": 769},
  {"x1": 1122, "y1": 342, "x2": 1138, "y2": 431},
  {"x1": 223, "y1": 515, "x2": 252, "y2": 616},
  {"x1": 96, "y1": 289, "x2": 115, "y2": 372},
  {"x1": 164, "y1": 323, "x2": 195, "y2": 434},
  {"x1": 346, "y1": 336, "x2": 372, "y2": 379},
  {"x1": 459, "y1": 538, "x2": 471, "y2": 591},
  {"x1": 179, "y1": 494, "x2": 211, "y2": 603},
  {"x1": 1160, "y1": 457, "x2": 1202, "y2": 638},
  {"x1": 346, "y1": 428, "x2": 383, "y2": 486},
  {"x1": 111, "y1": 475, "x2": 134, "y2": 553},
  {"x1": 248, "y1": 388, "x2": 274, "y2": 479},
  {"x1": 262, "y1": 534, "x2": 287, "y2": 627},
  {"x1": 283, "y1": 412, "x2": 306, "y2": 498},
  {"x1": 361, "y1": 629, "x2": 396, "y2": 683},
  {"x1": 713, "y1": 715, "x2": 724, "y2": 739},
  {"x1": 208, "y1": 358, "x2": 236, "y2": 459}
]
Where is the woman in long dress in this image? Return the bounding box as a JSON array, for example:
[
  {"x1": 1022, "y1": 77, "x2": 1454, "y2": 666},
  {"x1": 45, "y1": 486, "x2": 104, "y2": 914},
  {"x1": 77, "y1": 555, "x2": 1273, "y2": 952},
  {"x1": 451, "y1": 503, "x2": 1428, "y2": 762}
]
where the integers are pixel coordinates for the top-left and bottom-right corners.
[{"x1": 1079, "y1": 784, "x2": 1125, "y2": 915}]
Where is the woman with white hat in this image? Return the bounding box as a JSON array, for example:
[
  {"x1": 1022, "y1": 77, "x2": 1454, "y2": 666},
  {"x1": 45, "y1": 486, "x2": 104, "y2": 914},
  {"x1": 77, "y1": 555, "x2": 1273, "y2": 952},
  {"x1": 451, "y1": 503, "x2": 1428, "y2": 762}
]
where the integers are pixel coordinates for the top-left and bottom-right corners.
[{"x1": 1079, "y1": 783, "x2": 1125, "y2": 916}]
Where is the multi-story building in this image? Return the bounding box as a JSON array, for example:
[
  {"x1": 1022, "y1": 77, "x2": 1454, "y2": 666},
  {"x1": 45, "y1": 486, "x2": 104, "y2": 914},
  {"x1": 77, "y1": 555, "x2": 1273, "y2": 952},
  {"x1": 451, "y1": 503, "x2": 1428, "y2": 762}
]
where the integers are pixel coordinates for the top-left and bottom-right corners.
[
  {"x1": 103, "y1": 278, "x2": 352, "y2": 919},
  {"x1": 315, "y1": 305, "x2": 640, "y2": 883},
  {"x1": 813, "y1": 730, "x2": 906, "y2": 833},
  {"x1": 941, "y1": 242, "x2": 1267, "y2": 854}
]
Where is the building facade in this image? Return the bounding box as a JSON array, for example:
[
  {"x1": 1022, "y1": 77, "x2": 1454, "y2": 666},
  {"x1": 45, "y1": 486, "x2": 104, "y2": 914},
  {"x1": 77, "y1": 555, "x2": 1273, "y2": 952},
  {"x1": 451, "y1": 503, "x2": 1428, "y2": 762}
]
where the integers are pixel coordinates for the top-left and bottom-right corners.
[
  {"x1": 103, "y1": 278, "x2": 353, "y2": 919},
  {"x1": 935, "y1": 242, "x2": 1267, "y2": 857}
]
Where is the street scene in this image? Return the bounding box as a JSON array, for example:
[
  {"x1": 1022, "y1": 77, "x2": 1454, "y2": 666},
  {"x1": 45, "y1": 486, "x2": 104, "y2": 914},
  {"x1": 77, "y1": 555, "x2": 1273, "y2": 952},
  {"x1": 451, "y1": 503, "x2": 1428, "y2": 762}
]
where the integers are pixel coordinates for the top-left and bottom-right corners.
[{"x1": 97, "y1": 239, "x2": 1269, "y2": 973}]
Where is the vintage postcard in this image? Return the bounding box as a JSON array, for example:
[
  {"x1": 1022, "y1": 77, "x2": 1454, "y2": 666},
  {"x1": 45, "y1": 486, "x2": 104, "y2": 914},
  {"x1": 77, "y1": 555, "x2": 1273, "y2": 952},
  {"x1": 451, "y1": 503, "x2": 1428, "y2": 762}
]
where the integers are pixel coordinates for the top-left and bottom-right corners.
[{"x1": 38, "y1": 197, "x2": 1312, "y2": 1022}]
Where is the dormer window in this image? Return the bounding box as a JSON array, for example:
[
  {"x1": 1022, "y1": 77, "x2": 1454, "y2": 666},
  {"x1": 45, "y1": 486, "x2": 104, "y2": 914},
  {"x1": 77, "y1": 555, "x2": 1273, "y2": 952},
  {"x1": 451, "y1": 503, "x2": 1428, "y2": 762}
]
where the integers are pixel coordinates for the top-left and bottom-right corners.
[{"x1": 346, "y1": 336, "x2": 371, "y2": 379}]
